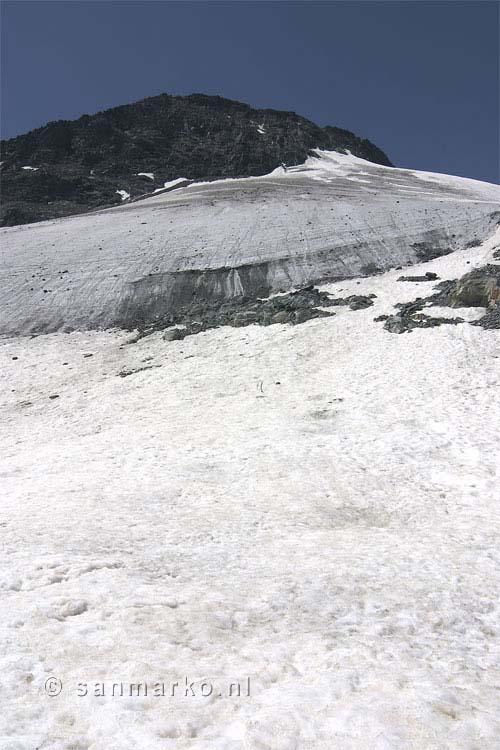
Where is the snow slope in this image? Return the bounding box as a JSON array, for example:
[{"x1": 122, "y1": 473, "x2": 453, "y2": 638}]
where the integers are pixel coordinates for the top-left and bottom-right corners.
[
  {"x1": 1, "y1": 151, "x2": 498, "y2": 336},
  {"x1": 1, "y1": 227, "x2": 499, "y2": 749}
]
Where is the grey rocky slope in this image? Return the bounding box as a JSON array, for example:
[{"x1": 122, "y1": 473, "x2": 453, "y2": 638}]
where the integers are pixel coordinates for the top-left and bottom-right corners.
[
  {"x1": 1, "y1": 150, "x2": 499, "y2": 337},
  {"x1": 0, "y1": 93, "x2": 391, "y2": 226}
]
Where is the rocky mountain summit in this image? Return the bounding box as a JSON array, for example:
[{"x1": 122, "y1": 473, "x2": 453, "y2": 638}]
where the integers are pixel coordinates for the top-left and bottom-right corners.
[{"x1": 0, "y1": 93, "x2": 391, "y2": 226}]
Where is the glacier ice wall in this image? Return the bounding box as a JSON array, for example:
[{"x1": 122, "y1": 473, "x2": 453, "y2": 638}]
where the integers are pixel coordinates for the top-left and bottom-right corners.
[{"x1": 1, "y1": 151, "x2": 498, "y2": 336}]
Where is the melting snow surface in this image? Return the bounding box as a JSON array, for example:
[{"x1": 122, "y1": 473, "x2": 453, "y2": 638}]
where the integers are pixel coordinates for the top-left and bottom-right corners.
[
  {"x1": 21, "y1": 166, "x2": 39, "y2": 171},
  {"x1": 1, "y1": 228, "x2": 500, "y2": 748},
  {"x1": 137, "y1": 172, "x2": 154, "y2": 180}
]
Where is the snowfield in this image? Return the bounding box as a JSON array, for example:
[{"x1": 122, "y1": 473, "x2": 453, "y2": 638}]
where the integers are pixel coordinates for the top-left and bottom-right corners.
[{"x1": 1, "y1": 221, "x2": 500, "y2": 748}]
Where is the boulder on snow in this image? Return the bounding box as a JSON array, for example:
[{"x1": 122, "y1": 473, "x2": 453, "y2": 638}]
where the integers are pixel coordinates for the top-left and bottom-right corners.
[
  {"x1": 348, "y1": 295, "x2": 375, "y2": 310},
  {"x1": 326, "y1": 294, "x2": 375, "y2": 310},
  {"x1": 162, "y1": 327, "x2": 186, "y2": 341},
  {"x1": 383, "y1": 312, "x2": 464, "y2": 334},
  {"x1": 397, "y1": 272, "x2": 439, "y2": 282},
  {"x1": 447, "y1": 266, "x2": 500, "y2": 308}
]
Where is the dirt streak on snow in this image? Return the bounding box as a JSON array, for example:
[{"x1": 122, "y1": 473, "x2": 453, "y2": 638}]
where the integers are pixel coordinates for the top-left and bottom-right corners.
[{"x1": 0, "y1": 231, "x2": 499, "y2": 749}]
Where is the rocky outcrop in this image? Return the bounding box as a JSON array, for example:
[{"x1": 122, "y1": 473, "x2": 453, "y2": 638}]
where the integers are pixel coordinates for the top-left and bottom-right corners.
[
  {"x1": 382, "y1": 308, "x2": 464, "y2": 334},
  {"x1": 447, "y1": 265, "x2": 499, "y2": 309},
  {"x1": 0, "y1": 93, "x2": 392, "y2": 226},
  {"x1": 129, "y1": 286, "x2": 376, "y2": 341},
  {"x1": 380, "y1": 263, "x2": 500, "y2": 333},
  {"x1": 154, "y1": 286, "x2": 338, "y2": 341}
]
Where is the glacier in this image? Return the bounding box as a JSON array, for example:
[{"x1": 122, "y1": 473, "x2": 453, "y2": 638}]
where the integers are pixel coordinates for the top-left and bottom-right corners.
[{"x1": 1, "y1": 151, "x2": 498, "y2": 336}]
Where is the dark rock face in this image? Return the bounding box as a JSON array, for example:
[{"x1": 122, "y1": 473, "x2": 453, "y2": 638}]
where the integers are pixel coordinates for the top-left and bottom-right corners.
[{"x1": 0, "y1": 93, "x2": 392, "y2": 226}]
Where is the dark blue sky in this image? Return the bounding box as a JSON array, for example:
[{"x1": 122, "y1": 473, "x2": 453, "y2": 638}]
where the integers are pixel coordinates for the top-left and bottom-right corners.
[{"x1": 1, "y1": 1, "x2": 499, "y2": 182}]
